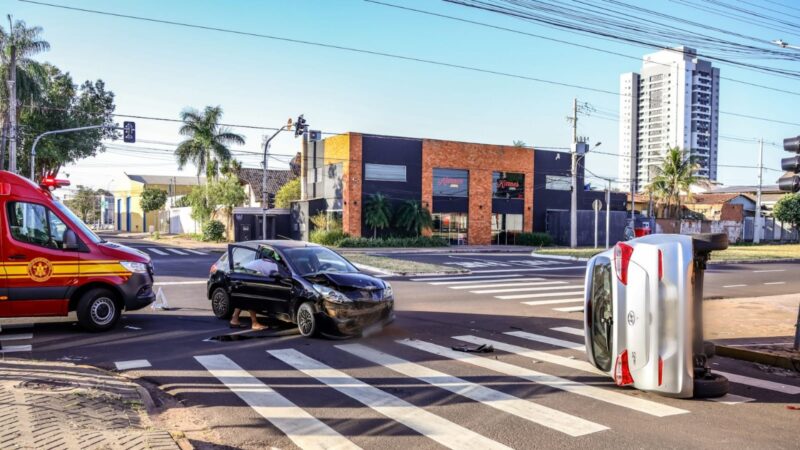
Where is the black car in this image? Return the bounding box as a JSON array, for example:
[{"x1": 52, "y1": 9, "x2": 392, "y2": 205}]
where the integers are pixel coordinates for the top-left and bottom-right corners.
[{"x1": 207, "y1": 240, "x2": 395, "y2": 337}]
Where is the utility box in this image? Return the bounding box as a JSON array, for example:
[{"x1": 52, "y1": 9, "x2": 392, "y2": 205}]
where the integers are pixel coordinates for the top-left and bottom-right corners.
[{"x1": 232, "y1": 207, "x2": 291, "y2": 242}]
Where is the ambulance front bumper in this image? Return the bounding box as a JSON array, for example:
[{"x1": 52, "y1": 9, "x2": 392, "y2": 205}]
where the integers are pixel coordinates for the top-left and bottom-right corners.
[{"x1": 120, "y1": 272, "x2": 155, "y2": 311}]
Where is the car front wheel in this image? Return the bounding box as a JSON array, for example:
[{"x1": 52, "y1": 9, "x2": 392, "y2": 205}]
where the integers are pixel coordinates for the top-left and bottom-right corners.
[
  {"x1": 693, "y1": 372, "x2": 729, "y2": 398},
  {"x1": 211, "y1": 287, "x2": 233, "y2": 320},
  {"x1": 296, "y1": 302, "x2": 318, "y2": 337},
  {"x1": 76, "y1": 288, "x2": 121, "y2": 332}
]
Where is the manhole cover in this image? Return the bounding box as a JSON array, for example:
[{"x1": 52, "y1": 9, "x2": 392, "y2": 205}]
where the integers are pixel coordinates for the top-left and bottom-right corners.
[{"x1": 19, "y1": 378, "x2": 79, "y2": 392}]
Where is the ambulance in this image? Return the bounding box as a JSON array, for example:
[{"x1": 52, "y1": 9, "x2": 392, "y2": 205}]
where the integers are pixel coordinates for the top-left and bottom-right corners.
[{"x1": 0, "y1": 171, "x2": 155, "y2": 331}]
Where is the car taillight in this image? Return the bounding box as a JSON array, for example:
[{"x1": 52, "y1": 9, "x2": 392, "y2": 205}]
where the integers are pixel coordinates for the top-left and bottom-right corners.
[
  {"x1": 658, "y1": 356, "x2": 663, "y2": 386},
  {"x1": 614, "y1": 242, "x2": 634, "y2": 285},
  {"x1": 614, "y1": 350, "x2": 635, "y2": 386},
  {"x1": 658, "y1": 249, "x2": 663, "y2": 280}
]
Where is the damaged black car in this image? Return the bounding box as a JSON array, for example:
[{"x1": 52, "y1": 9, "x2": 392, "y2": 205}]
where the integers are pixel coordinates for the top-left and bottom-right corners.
[{"x1": 207, "y1": 240, "x2": 395, "y2": 337}]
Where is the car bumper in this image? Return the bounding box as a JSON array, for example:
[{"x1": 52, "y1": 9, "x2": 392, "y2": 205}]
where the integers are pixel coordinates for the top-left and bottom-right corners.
[
  {"x1": 321, "y1": 299, "x2": 395, "y2": 336},
  {"x1": 119, "y1": 272, "x2": 156, "y2": 311}
]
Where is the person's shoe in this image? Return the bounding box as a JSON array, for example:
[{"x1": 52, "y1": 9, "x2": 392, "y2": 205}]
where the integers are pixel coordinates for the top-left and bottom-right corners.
[
  {"x1": 229, "y1": 322, "x2": 247, "y2": 329},
  {"x1": 251, "y1": 323, "x2": 267, "y2": 331}
]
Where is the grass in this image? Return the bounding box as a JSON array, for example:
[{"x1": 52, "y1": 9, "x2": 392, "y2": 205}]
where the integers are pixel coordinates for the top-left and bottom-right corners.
[
  {"x1": 536, "y1": 243, "x2": 800, "y2": 262},
  {"x1": 345, "y1": 253, "x2": 464, "y2": 275}
]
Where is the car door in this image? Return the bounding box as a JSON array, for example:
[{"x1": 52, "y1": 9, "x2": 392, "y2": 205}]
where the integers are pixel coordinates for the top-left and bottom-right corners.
[
  {"x1": 3, "y1": 200, "x2": 79, "y2": 316},
  {"x1": 258, "y1": 246, "x2": 293, "y2": 312},
  {"x1": 227, "y1": 245, "x2": 286, "y2": 314}
]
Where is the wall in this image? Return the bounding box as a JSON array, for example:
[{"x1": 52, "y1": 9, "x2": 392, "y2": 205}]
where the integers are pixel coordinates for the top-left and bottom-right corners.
[
  {"x1": 114, "y1": 182, "x2": 194, "y2": 233},
  {"x1": 323, "y1": 133, "x2": 362, "y2": 237},
  {"x1": 655, "y1": 219, "x2": 743, "y2": 243},
  {"x1": 547, "y1": 210, "x2": 629, "y2": 246}
]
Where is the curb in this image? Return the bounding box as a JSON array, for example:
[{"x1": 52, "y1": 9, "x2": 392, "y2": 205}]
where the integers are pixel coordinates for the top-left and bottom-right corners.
[
  {"x1": 352, "y1": 262, "x2": 468, "y2": 277},
  {"x1": 530, "y1": 251, "x2": 590, "y2": 262},
  {"x1": 714, "y1": 344, "x2": 800, "y2": 372},
  {"x1": 338, "y1": 247, "x2": 536, "y2": 255},
  {"x1": 709, "y1": 258, "x2": 800, "y2": 265}
]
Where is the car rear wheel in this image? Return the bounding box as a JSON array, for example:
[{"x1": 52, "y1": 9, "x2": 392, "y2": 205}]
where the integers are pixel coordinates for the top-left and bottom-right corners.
[
  {"x1": 296, "y1": 302, "x2": 318, "y2": 337},
  {"x1": 211, "y1": 287, "x2": 233, "y2": 320},
  {"x1": 76, "y1": 288, "x2": 121, "y2": 332},
  {"x1": 693, "y1": 372, "x2": 729, "y2": 398},
  {"x1": 693, "y1": 233, "x2": 729, "y2": 253}
]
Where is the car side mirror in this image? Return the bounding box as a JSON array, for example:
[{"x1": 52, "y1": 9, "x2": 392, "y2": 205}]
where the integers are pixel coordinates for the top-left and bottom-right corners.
[
  {"x1": 269, "y1": 270, "x2": 280, "y2": 278},
  {"x1": 63, "y1": 229, "x2": 79, "y2": 250}
]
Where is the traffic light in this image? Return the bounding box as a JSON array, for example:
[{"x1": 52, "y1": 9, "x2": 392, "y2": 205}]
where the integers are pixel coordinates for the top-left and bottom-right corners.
[
  {"x1": 294, "y1": 114, "x2": 308, "y2": 137},
  {"x1": 123, "y1": 121, "x2": 136, "y2": 143},
  {"x1": 267, "y1": 193, "x2": 276, "y2": 209},
  {"x1": 779, "y1": 136, "x2": 800, "y2": 193}
]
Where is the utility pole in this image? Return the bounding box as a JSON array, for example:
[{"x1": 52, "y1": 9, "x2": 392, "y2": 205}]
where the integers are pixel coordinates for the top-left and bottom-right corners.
[
  {"x1": 606, "y1": 179, "x2": 611, "y2": 249},
  {"x1": 754, "y1": 138, "x2": 764, "y2": 244},
  {"x1": 570, "y1": 98, "x2": 578, "y2": 248},
  {"x1": 260, "y1": 117, "x2": 301, "y2": 240},
  {"x1": 7, "y1": 16, "x2": 17, "y2": 174}
]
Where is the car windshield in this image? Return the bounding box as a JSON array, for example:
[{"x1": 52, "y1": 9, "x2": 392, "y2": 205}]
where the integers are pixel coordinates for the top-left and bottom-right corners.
[
  {"x1": 284, "y1": 247, "x2": 358, "y2": 276},
  {"x1": 590, "y1": 258, "x2": 614, "y2": 372},
  {"x1": 51, "y1": 199, "x2": 103, "y2": 244}
]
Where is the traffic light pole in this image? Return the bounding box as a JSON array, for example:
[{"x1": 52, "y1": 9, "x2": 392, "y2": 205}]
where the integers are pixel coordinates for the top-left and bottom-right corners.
[
  {"x1": 29, "y1": 124, "x2": 109, "y2": 180},
  {"x1": 754, "y1": 139, "x2": 764, "y2": 244},
  {"x1": 261, "y1": 119, "x2": 299, "y2": 240}
]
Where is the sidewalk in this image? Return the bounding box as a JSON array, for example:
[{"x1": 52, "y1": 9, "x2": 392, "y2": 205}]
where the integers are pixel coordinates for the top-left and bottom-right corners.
[
  {"x1": 705, "y1": 294, "x2": 800, "y2": 371},
  {"x1": 0, "y1": 358, "x2": 188, "y2": 450},
  {"x1": 337, "y1": 245, "x2": 538, "y2": 254}
]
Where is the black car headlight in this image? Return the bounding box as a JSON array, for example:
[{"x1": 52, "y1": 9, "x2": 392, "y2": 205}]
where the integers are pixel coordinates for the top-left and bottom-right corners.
[
  {"x1": 312, "y1": 284, "x2": 351, "y2": 304},
  {"x1": 383, "y1": 282, "x2": 393, "y2": 299}
]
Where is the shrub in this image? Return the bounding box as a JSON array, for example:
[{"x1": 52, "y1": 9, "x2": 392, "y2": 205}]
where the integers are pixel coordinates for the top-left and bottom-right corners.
[
  {"x1": 505, "y1": 232, "x2": 554, "y2": 247},
  {"x1": 202, "y1": 220, "x2": 226, "y2": 242},
  {"x1": 309, "y1": 229, "x2": 349, "y2": 246},
  {"x1": 337, "y1": 236, "x2": 449, "y2": 248},
  {"x1": 310, "y1": 212, "x2": 342, "y2": 231}
]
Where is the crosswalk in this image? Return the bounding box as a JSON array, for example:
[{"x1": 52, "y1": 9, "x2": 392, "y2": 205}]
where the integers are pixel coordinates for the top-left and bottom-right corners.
[
  {"x1": 410, "y1": 273, "x2": 586, "y2": 313},
  {"x1": 0, "y1": 324, "x2": 34, "y2": 354},
  {"x1": 193, "y1": 329, "x2": 798, "y2": 449},
  {"x1": 137, "y1": 247, "x2": 209, "y2": 257}
]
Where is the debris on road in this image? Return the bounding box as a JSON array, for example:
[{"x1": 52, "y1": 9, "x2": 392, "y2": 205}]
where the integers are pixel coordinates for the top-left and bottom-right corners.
[{"x1": 452, "y1": 343, "x2": 494, "y2": 353}]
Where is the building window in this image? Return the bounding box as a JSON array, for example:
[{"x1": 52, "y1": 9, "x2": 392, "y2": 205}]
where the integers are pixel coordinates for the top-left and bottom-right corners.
[
  {"x1": 432, "y1": 213, "x2": 468, "y2": 245},
  {"x1": 493, "y1": 172, "x2": 525, "y2": 198},
  {"x1": 433, "y1": 168, "x2": 468, "y2": 197},
  {"x1": 364, "y1": 163, "x2": 407, "y2": 182}
]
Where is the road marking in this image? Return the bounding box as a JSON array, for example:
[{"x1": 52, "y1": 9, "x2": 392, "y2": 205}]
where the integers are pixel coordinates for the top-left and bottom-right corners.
[
  {"x1": 153, "y1": 280, "x2": 207, "y2": 286},
  {"x1": 0, "y1": 344, "x2": 31, "y2": 353},
  {"x1": 723, "y1": 284, "x2": 747, "y2": 288},
  {"x1": 410, "y1": 274, "x2": 523, "y2": 282},
  {"x1": 0, "y1": 333, "x2": 33, "y2": 342},
  {"x1": 469, "y1": 266, "x2": 585, "y2": 273},
  {"x1": 430, "y1": 277, "x2": 544, "y2": 286},
  {"x1": 504, "y1": 331, "x2": 586, "y2": 351},
  {"x1": 269, "y1": 348, "x2": 511, "y2": 450},
  {"x1": 551, "y1": 327, "x2": 585, "y2": 337},
  {"x1": 553, "y1": 306, "x2": 585, "y2": 313},
  {"x1": 184, "y1": 249, "x2": 208, "y2": 255},
  {"x1": 753, "y1": 269, "x2": 785, "y2": 273},
  {"x1": 166, "y1": 248, "x2": 189, "y2": 255},
  {"x1": 114, "y1": 359, "x2": 152, "y2": 371},
  {"x1": 496, "y1": 291, "x2": 584, "y2": 300},
  {"x1": 147, "y1": 247, "x2": 169, "y2": 256},
  {"x1": 522, "y1": 298, "x2": 584, "y2": 306},
  {"x1": 472, "y1": 284, "x2": 579, "y2": 294},
  {"x1": 336, "y1": 343, "x2": 607, "y2": 437},
  {"x1": 708, "y1": 393, "x2": 755, "y2": 405},
  {"x1": 400, "y1": 339, "x2": 687, "y2": 417},
  {"x1": 196, "y1": 355, "x2": 359, "y2": 450},
  {"x1": 763, "y1": 282, "x2": 786, "y2": 285},
  {"x1": 446, "y1": 280, "x2": 554, "y2": 289},
  {"x1": 714, "y1": 370, "x2": 800, "y2": 395}
]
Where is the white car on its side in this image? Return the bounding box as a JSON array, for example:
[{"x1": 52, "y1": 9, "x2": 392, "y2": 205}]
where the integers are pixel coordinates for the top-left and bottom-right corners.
[{"x1": 583, "y1": 233, "x2": 729, "y2": 398}]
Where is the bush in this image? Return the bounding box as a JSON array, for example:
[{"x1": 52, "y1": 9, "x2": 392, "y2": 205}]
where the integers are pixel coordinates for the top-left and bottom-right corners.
[
  {"x1": 202, "y1": 220, "x2": 226, "y2": 242},
  {"x1": 503, "y1": 231, "x2": 554, "y2": 247},
  {"x1": 337, "y1": 236, "x2": 449, "y2": 248},
  {"x1": 309, "y1": 229, "x2": 349, "y2": 246}
]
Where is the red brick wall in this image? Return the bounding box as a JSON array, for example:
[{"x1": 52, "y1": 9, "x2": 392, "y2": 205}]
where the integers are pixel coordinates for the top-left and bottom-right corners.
[
  {"x1": 345, "y1": 134, "x2": 363, "y2": 237},
  {"x1": 422, "y1": 140, "x2": 534, "y2": 245}
]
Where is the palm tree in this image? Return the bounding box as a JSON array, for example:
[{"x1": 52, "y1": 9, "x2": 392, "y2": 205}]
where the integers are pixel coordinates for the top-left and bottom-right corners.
[
  {"x1": 395, "y1": 200, "x2": 433, "y2": 237},
  {"x1": 363, "y1": 193, "x2": 392, "y2": 238},
  {"x1": 645, "y1": 147, "x2": 698, "y2": 219},
  {"x1": 0, "y1": 17, "x2": 50, "y2": 169},
  {"x1": 175, "y1": 106, "x2": 245, "y2": 181}
]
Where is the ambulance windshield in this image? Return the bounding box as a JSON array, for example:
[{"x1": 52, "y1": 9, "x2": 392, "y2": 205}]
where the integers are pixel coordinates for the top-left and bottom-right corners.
[{"x1": 52, "y1": 199, "x2": 103, "y2": 244}]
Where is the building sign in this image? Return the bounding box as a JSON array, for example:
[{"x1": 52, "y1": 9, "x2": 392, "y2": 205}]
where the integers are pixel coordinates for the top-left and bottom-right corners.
[
  {"x1": 546, "y1": 175, "x2": 571, "y2": 191},
  {"x1": 493, "y1": 172, "x2": 525, "y2": 199},
  {"x1": 433, "y1": 168, "x2": 468, "y2": 197}
]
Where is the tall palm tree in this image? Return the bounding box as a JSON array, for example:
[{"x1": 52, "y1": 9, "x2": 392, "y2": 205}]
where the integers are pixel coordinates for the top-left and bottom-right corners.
[
  {"x1": 175, "y1": 105, "x2": 245, "y2": 181},
  {"x1": 395, "y1": 200, "x2": 433, "y2": 237},
  {"x1": 0, "y1": 17, "x2": 50, "y2": 169},
  {"x1": 363, "y1": 192, "x2": 392, "y2": 238},
  {"x1": 646, "y1": 147, "x2": 698, "y2": 219}
]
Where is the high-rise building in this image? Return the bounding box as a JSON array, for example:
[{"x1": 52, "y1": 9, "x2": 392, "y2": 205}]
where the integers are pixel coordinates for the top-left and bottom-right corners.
[{"x1": 619, "y1": 46, "x2": 720, "y2": 192}]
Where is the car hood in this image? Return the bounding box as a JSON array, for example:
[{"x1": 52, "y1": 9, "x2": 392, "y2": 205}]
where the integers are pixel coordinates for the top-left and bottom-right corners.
[
  {"x1": 98, "y1": 241, "x2": 151, "y2": 263},
  {"x1": 303, "y1": 271, "x2": 384, "y2": 290}
]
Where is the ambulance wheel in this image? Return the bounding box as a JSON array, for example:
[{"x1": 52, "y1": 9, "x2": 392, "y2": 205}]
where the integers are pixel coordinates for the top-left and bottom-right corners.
[
  {"x1": 693, "y1": 233, "x2": 729, "y2": 253},
  {"x1": 77, "y1": 288, "x2": 121, "y2": 332},
  {"x1": 693, "y1": 372, "x2": 729, "y2": 399},
  {"x1": 296, "y1": 302, "x2": 318, "y2": 337},
  {"x1": 211, "y1": 287, "x2": 233, "y2": 320}
]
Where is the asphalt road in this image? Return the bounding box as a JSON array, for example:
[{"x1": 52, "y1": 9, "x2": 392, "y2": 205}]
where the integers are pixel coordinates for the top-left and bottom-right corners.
[{"x1": 2, "y1": 238, "x2": 799, "y2": 449}]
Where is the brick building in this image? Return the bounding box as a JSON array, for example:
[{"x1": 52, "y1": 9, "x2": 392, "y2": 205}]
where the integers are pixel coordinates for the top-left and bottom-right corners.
[{"x1": 292, "y1": 132, "x2": 624, "y2": 245}]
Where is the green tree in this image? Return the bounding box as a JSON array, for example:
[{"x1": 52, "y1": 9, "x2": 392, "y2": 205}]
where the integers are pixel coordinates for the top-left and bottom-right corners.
[
  {"x1": 395, "y1": 200, "x2": 433, "y2": 237},
  {"x1": 512, "y1": 140, "x2": 527, "y2": 148},
  {"x1": 186, "y1": 185, "x2": 213, "y2": 224},
  {"x1": 275, "y1": 177, "x2": 300, "y2": 208},
  {"x1": 773, "y1": 193, "x2": 800, "y2": 238},
  {"x1": 65, "y1": 185, "x2": 98, "y2": 223},
  {"x1": 209, "y1": 173, "x2": 247, "y2": 239},
  {"x1": 140, "y1": 187, "x2": 167, "y2": 214},
  {"x1": 645, "y1": 147, "x2": 698, "y2": 219},
  {"x1": 363, "y1": 192, "x2": 392, "y2": 238},
  {"x1": 0, "y1": 17, "x2": 50, "y2": 169},
  {"x1": 175, "y1": 106, "x2": 245, "y2": 181}
]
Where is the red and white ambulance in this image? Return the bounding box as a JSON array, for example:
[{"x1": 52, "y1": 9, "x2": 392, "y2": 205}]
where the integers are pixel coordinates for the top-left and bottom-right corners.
[{"x1": 0, "y1": 170, "x2": 154, "y2": 331}]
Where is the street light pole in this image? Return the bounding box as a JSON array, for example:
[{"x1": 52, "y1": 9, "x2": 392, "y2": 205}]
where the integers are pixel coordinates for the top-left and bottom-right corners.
[
  {"x1": 30, "y1": 125, "x2": 109, "y2": 180},
  {"x1": 261, "y1": 118, "x2": 295, "y2": 240},
  {"x1": 570, "y1": 98, "x2": 578, "y2": 248},
  {"x1": 754, "y1": 138, "x2": 764, "y2": 244}
]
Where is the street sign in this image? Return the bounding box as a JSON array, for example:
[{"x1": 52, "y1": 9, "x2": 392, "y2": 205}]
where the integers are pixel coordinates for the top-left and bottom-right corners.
[
  {"x1": 309, "y1": 130, "x2": 321, "y2": 141},
  {"x1": 592, "y1": 199, "x2": 603, "y2": 211},
  {"x1": 123, "y1": 121, "x2": 136, "y2": 143}
]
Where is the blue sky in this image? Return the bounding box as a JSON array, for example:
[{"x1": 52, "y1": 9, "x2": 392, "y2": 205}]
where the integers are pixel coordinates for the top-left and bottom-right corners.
[{"x1": 7, "y1": 0, "x2": 799, "y2": 191}]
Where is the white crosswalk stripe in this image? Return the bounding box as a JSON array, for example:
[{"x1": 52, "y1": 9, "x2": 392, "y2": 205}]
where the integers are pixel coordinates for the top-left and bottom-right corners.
[
  {"x1": 551, "y1": 326, "x2": 585, "y2": 336},
  {"x1": 446, "y1": 279, "x2": 554, "y2": 289},
  {"x1": 166, "y1": 248, "x2": 189, "y2": 255},
  {"x1": 0, "y1": 333, "x2": 33, "y2": 342},
  {"x1": 553, "y1": 305, "x2": 585, "y2": 312},
  {"x1": 411, "y1": 274, "x2": 524, "y2": 282},
  {"x1": 0, "y1": 326, "x2": 34, "y2": 354},
  {"x1": 147, "y1": 247, "x2": 168, "y2": 255},
  {"x1": 505, "y1": 331, "x2": 586, "y2": 350},
  {"x1": 496, "y1": 291, "x2": 584, "y2": 300},
  {"x1": 184, "y1": 249, "x2": 208, "y2": 255},
  {"x1": 269, "y1": 348, "x2": 512, "y2": 450},
  {"x1": 522, "y1": 298, "x2": 583, "y2": 306},
  {"x1": 468, "y1": 266, "x2": 585, "y2": 273},
  {"x1": 471, "y1": 284, "x2": 581, "y2": 295},
  {"x1": 0, "y1": 344, "x2": 32, "y2": 354},
  {"x1": 336, "y1": 343, "x2": 608, "y2": 437},
  {"x1": 195, "y1": 354, "x2": 360, "y2": 450},
  {"x1": 399, "y1": 338, "x2": 688, "y2": 417}
]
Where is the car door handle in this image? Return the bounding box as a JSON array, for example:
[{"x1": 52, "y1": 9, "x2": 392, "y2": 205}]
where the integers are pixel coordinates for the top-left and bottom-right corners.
[
  {"x1": 8, "y1": 254, "x2": 26, "y2": 260},
  {"x1": 231, "y1": 280, "x2": 243, "y2": 288}
]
